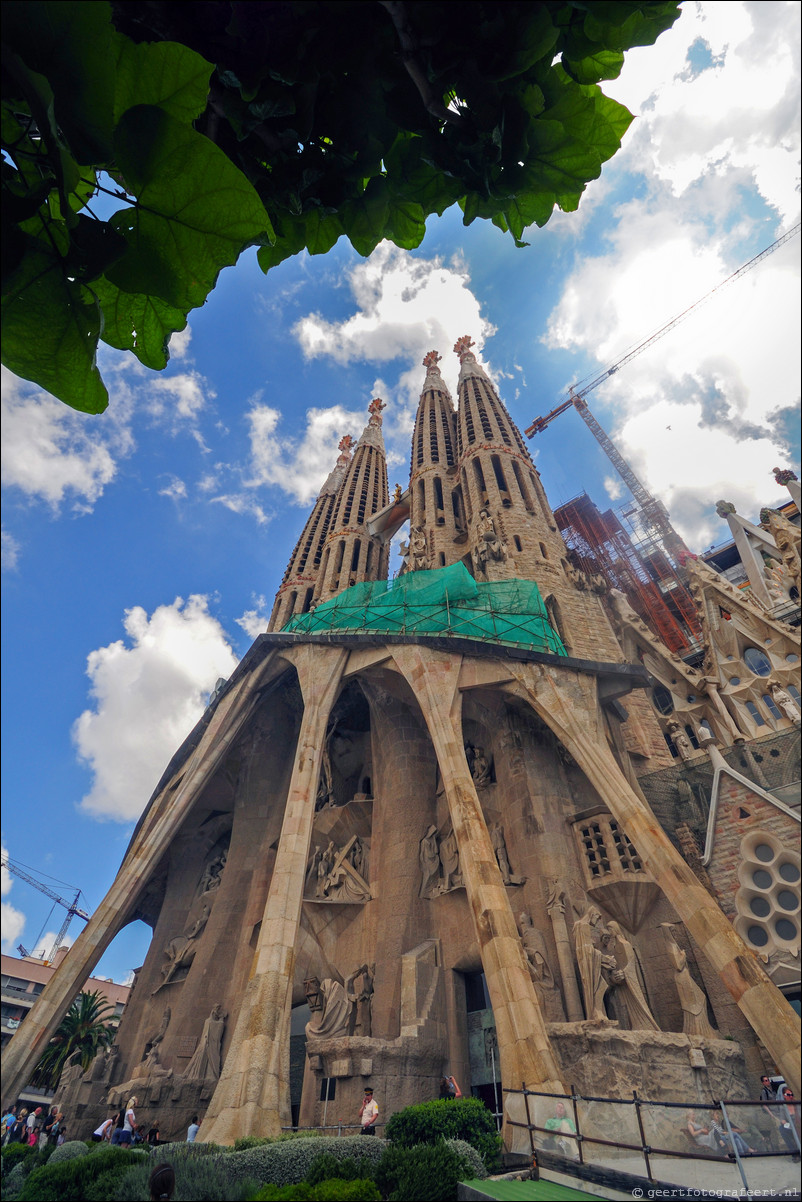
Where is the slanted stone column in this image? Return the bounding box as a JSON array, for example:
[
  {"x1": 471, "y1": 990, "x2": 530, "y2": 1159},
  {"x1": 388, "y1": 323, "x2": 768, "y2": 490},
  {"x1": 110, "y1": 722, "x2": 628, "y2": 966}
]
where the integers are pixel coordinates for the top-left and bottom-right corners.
[
  {"x1": 201, "y1": 644, "x2": 349, "y2": 1144},
  {"x1": 545, "y1": 884, "x2": 584, "y2": 1021},
  {"x1": 1, "y1": 660, "x2": 277, "y2": 1104},
  {"x1": 506, "y1": 661, "x2": 801, "y2": 1098},
  {"x1": 390, "y1": 646, "x2": 565, "y2": 1145}
]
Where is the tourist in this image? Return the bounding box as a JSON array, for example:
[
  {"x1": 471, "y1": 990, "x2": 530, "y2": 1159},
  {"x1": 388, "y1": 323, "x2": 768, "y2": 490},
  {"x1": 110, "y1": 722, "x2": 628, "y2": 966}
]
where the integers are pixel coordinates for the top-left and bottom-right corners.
[
  {"x1": 778, "y1": 1087, "x2": 800, "y2": 1161},
  {"x1": 359, "y1": 1087, "x2": 379, "y2": 1135},
  {"x1": 685, "y1": 1110, "x2": 717, "y2": 1150},
  {"x1": 758, "y1": 1074, "x2": 779, "y2": 1149},
  {"x1": 187, "y1": 1114, "x2": 200, "y2": 1142},
  {"x1": 147, "y1": 1120, "x2": 161, "y2": 1147},
  {"x1": 112, "y1": 1096, "x2": 138, "y2": 1146},
  {"x1": 93, "y1": 1114, "x2": 115, "y2": 1143},
  {"x1": 56, "y1": 1124, "x2": 66, "y2": 1146},
  {"x1": 41, "y1": 1105, "x2": 58, "y2": 1146},
  {"x1": 543, "y1": 1100, "x2": 577, "y2": 1157},
  {"x1": 707, "y1": 1110, "x2": 754, "y2": 1157},
  {"x1": 26, "y1": 1107, "x2": 41, "y2": 1146},
  {"x1": 149, "y1": 1163, "x2": 176, "y2": 1201},
  {"x1": 10, "y1": 1110, "x2": 27, "y2": 1144},
  {"x1": 439, "y1": 1074, "x2": 462, "y2": 1100},
  {"x1": 1, "y1": 1106, "x2": 16, "y2": 1144}
]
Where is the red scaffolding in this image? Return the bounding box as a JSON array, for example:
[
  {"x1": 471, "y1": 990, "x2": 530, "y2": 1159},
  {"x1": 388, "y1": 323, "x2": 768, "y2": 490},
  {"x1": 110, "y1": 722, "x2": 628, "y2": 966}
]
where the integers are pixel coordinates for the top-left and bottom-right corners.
[{"x1": 554, "y1": 493, "x2": 702, "y2": 654}]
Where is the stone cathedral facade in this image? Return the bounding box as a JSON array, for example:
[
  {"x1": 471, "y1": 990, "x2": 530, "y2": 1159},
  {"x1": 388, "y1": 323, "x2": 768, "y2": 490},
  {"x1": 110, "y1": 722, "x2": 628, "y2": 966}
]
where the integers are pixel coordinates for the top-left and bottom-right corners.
[{"x1": 5, "y1": 341, "x2": 799, "y2": 1148}]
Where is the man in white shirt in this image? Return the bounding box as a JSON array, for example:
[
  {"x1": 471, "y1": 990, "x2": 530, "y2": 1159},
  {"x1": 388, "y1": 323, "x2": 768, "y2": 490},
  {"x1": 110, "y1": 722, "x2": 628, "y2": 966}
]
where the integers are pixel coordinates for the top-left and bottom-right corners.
[
  {"x1": 187, "y1": 1115, "x2": 200, "y2": 1142},
  {"x1": 359, "y1": 1087, "x2": 379, "y2": 1135}
]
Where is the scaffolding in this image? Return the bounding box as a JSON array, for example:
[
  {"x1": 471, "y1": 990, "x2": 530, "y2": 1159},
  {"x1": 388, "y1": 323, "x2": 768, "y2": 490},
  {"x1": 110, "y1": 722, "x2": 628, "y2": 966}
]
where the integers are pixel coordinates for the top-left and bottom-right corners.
[
  {"x1": 284, "y1": 562, "x2": 567, "y2": 655},
  {"x1": 554, "y1": 493, "x2": 702, "y2": 654}
]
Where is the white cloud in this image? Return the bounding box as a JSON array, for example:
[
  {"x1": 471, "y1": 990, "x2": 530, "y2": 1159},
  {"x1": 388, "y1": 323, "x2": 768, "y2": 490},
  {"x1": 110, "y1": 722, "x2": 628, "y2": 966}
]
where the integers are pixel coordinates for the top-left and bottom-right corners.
[
  {"x1": 604, "y1": 476, "x2": 625, "y2": 502},
  {"x1": 1, "y1": 368, "x2": 131, "y2": 512},
  {"x1": 158, "y1": 477, "x2": 188, "y2": 500},
  {"x1": 235, "y1": 595, "x2": 270, "y2": 639},
  {"x1": 73, "y1": 596, "x2": 240, "y2": 822},
  {"x1": 210, "y1": 492, "x2": 271, "y2": 525},
  {"x1": 2, "y1": 528, "x2": 20, "y2": 571},
  {"x1": 32, "y1": 931, "x2": 74, "y2": 959},
  {"x1": 168, "y1": 325, "x2": 192, "y2": 359},
  {"x1": 244, "y1": 402, "x2": 367, "y2": 506},
  {"x1": 1, "y1": 839, "x2": 26, "y2": 951}
]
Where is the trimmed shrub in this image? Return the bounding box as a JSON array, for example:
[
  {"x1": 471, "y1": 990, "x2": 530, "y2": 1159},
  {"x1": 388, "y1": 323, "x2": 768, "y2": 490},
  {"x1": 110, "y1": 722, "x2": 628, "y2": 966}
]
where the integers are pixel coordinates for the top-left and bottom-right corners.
[
  {"x1": 4, "y1": 1160, "x2": 30, "y2": 1200},
  {"x1": 234, "y1": 1131, "x2": 320, "y2": 1152},
  {"x1": 305, "y1": 1153, "x2": 376, "y2": 1185},
  {"x1": 250, "y1": 1182, "x2": 381, "y2": 1202},
  {"x1": 1, "y1": 1142, "x2": 35, "y2": 1176},
  {"x1": 442, "y1": 1139, "x2": 486, "y2": 1180},
  {"x1": 376, "y1": 1140, "x2": 472, "y2": 1201},
  {"x1": 221, "y1": 1135, "x2": 387, "y2": 1190},
  {"x1": 49, "y1": 1140, "x2": 91, "y2": 1164},
  {"x1": 16, "y1": 1145, "x2": 146, "y2": 1201},
  {"x1": 115, "y1": 1152, "x2": 257, "y2": 1201},
  {"x1": 384, "y1": 1098, "x2": 501, "y2": 1168}
]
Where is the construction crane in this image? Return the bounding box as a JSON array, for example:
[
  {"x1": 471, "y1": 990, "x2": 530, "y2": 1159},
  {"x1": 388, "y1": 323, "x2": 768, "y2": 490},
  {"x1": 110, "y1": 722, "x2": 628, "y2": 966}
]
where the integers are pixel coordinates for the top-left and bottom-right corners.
[
  {"x1": 525, "y1": 222, "x2": 801, "y2": 564},
  {"x1": 1, "y1": 854, "x2": 90, "y2": 964}
]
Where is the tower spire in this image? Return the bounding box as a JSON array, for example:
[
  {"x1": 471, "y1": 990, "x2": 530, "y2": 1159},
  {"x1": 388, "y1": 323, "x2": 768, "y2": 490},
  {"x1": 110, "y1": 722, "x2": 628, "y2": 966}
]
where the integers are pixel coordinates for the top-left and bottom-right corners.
[
  {"x1": 407, "y1": 351, "x2": 461, "y2": 571},
  {"x1": 315, "y1": 399, "x2": 390, "y2": 603},
  {"x1": 268, "y1": 435, "x2": 355, "y2": 630}
]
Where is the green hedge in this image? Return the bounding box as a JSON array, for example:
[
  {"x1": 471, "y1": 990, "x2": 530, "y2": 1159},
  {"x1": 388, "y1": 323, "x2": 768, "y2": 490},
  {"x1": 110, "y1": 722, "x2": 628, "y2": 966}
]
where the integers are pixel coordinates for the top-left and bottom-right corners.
[
  {"x1": 219, "y1": 1135, "x2": 387, "y2": 1190},
  {"x1": 384, "y1": 1098, "x2": 501, "y2": 1169},
  {"x1": 49, "y1": 1140, "x2": 91, "y2": 1164},
  {"x1": 1, "y1": 1142, "x2": 35, "y2": 1176},
  {"x1": 250, "y1": 1181, "x2": 381, "y2": 1202},
  {"x1": 376, "y1": 1140, "x2": 477, "y2": 1201},
  {"x1": 16, "y1": 1146, "x2": 148, "y2": 1202}
]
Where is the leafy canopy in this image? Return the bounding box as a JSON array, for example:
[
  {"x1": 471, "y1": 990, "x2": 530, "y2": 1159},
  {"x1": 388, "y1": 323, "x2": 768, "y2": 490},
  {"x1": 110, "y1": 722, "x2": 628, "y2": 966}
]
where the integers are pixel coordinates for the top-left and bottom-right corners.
[
  {"x1": 31, "y1": 989, "x2": 117, "y2": 1089},
  {"x1": 2, "y1": 1, "x2": 681, "y2": 413}
]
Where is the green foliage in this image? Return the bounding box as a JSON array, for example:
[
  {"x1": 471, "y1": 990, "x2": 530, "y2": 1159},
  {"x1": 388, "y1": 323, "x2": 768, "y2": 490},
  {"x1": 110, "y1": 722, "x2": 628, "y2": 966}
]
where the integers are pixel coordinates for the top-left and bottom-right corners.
[
  {"x1": 2, "y1": 0, "x2": 681, "y2": 411},
  {"x1": 115, "y1": 1151, "x2": 257, "y2": 1202},
  {"x1": 30, "y1": 989, "x2": 117, "y2": 1089},
  {"x1": 440, "y1": 1139, "x2": 487, "y2": 1180},
  {"x1": 305, "y1": 1153, "x2": 376, "y2": 1185},
  {"x1": 250, "y1": 1182, "x2": 381, "y2": 1202},
  {"x1": 384, "y1": 1097, "x2": 501, "y2": 1169},
  {"x1": 3, "y1": 1159, "x2": 30, "y2": 1200},
  {"x1": 232, "y1": 1130, "x2": 320, "y2": 1152},
  {"x1": 376, "y1": 1140, "x2": 473, "y2": 1201},
  {"x1": 1, "y1": 1142, "x2": 35, "y2": 1176},
  {"x1": 15, "y1": 1145, "x2": 145, "y2": 1202},
  {"x1": 220, "y1": 1135, "x2": 387, "y2": 1190},
  {"x1": 48, "y1": 1140, "x2": 91, "y2": 1163}
]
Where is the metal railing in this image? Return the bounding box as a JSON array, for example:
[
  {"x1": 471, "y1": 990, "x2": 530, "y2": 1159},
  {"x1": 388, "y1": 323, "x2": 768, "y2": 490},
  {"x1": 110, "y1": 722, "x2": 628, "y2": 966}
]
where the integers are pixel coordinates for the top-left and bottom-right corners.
[{"x1": 506, "y1": 1083, "x2": 801, "y2": 1196}]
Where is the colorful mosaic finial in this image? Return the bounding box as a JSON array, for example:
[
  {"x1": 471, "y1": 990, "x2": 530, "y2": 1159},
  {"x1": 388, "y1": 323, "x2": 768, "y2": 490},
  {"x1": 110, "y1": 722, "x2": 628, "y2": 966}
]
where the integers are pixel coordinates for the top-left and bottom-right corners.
[
  {"x1": 773, "y1": 467, "x2": 798, "y2": 486},
  {"x1": 453, "y1": 335, "x2": 475, "y2": 359},
  {"x1": 368, "y1": 397, "x2": 386, "y2": 426},
  {"x1": 422, "y1": 350, "x2": 442, "y2": 369},
  {"x1": 715, "y1": 500, "x2": 736, "y2": 518}
]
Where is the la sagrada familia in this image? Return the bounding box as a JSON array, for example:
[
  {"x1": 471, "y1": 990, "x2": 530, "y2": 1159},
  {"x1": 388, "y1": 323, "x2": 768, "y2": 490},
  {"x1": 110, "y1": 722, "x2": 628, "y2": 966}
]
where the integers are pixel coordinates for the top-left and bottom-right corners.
[{"x1": 5, "y1": 339, "x2": 799, "y2": 1149}]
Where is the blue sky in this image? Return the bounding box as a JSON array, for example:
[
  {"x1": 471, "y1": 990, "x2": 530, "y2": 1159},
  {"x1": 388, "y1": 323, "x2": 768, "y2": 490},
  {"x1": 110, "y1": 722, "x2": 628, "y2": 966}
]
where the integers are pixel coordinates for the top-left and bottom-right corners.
[{"x1": 2, "y1": 1, "x2": 800, "y2": 985}]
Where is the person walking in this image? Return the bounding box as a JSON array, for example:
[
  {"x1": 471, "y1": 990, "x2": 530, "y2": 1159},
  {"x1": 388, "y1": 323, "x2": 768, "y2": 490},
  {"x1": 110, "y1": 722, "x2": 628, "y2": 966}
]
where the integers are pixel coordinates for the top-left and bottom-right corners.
[
  {"x1": 359, "y1": 1087, "x2": 379, "y2": 1135},
  {"x1": 186, "y1": 1115, "x2": 200, "y2": 1142}
]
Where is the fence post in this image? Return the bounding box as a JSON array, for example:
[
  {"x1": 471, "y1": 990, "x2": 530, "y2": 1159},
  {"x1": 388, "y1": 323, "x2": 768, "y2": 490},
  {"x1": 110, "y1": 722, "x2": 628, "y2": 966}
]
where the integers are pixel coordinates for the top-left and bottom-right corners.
[
  {"x1": 633, "y1": 1091, "x2": 653, "y2": 1182},
  {"x1": 570, "y1": 1083, "x2": 584, "y2": 1166},
  {"x1": 720, "y1": 1101, "x2": 750, "y2": 1196},
  {"x1": 522, "y1": 1082, "x2": 536, "y2": 1159}
]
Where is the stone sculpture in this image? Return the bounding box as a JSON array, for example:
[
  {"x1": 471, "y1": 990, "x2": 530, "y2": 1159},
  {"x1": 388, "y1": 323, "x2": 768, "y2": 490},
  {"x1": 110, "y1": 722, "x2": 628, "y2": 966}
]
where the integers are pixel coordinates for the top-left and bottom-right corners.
[
  {"x1": 419, "y1": 825, "x2": 441, "y2": 898},
  {"x1": 183, "y1": 1004, "x2": 227, "y2": 1082},
  {"x1": 770, "y1": 683, "x2": 801, "y2": 723},
  {"x1": 198, "y1": 849, "x2": 227, "y2": 897},
  {"x1": 154, "y1": 904, "x2": 211, "y2": 991},
  {"x1": 659, "y1": 924, "x2": 716, "y2": 1038},
  {"x1": 573, "y1": 906, "x2": 616, "y2": 1021},
  {"x1": 308, "y1": 836, "x2": 371, "y2": 901},
  {"x1": 345, "y1": 963, "x2": 374, "y2": 1037},
  {"x1": 410, "y1": 526, "x2": 428, "y2": 571},
  {"x1": 471, "y1": 747, "x2": 493, "y2": 787},
  {"x1": 143, "y1": 1006, "x2": 171, "y2": 1061},
  {"x1": 439, "y1": 830, "x2": 462, "y2": 891},
  {"x1": 475, "y1": 508, "x2": 507, "y2": 567},
  {"x1": 668, "y1": 721, "x2": 695, "y2": 761},
  {"x1": 305, "y1": 978, "x2": 352, "y2": 1040},
  {"x1": 141, "y1": 1047, "x2": 173, "y2": 1080},
  {"x1": 602, "y1": 921, "x2": 659, "y2": 1031},
  {"x1": 491, "y1": 823, "x2": 523, "y2": 885},
  {"x1": 519, "y1": 912, "x2": 565, "y2": 1022}
]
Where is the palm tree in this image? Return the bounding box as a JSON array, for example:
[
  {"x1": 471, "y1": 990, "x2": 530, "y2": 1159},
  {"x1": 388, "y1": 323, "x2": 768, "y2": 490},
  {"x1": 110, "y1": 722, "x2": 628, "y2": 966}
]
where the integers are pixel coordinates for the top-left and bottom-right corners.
[{"x1": 32, "y1": 990, "x2": 117, "y2": 1089}]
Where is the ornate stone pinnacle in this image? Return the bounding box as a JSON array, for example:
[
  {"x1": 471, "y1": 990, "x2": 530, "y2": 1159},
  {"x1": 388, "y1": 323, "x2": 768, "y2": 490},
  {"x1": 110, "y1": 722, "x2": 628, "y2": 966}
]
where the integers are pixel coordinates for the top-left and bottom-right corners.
[
  {"x1": 773, "y1": 466, "x2": 798, "y2": 486},
  {"x1": 759, "y1": 507, "x2": 776, "y2": 526},
  {"x1": 677, "y1": 550, "x2": 698, "y2": 566},
  {"x1": 453, "y1": 335, "x2": 475, "y2": 359},
  {"x1": 368, "y1": 397, "x2": 386, "y2": 426},
  {"x1": 422, "y1": 350, "x2": 442, "y2": 369},
  {"x1": 338, "y1": 434, "x2": 354, "y2": 452},
  {"x1": 715, "y1": 500, "x2": 736, "y2": 518}
]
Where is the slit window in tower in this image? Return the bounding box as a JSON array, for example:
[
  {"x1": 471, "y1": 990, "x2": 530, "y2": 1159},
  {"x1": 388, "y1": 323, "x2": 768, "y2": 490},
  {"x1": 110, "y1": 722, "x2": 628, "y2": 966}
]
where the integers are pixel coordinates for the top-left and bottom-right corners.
[
  {"x1": 461, "y1": 471, "x2": 473, "y2": 523},
  {"x1": 342, "y1": 473, "x2": 358, "y2": 525},
  {"x1": 464, "y1": 395, "x2": 475, "y2": 443},
  {"x1": 287, "y1": 590, "x2": 297, "y2": 615},
  {"x1": 452, "y1": 489, "x2": 464, "y2": 530},
  {"x1": 472, "y1": 381, "x2": 493, "y2": 439},
  {"x1": 429, "y1": 403, "x2": 440, "y2": 463},
  {"x1": 486, "y1": 393, "x2": 512, "y2": 445},
  {"x1": 442, "y1": 409, "x2": 454, "y2": 464},
  {"x1": 472, "y1": 457, "x2": 488, "y2": 504},
  {"x1": 511, "y1": 459, "x2": 534, "y2": 512},
  {"x1": 351, "y1": 539, "x2": 361, "y2": 572},
  {"x1": 333, "y1": 539, "x2": 345, "y2": 576},
  {"x1": 433, "y1": 476, "x2": 444, "y2": 523},
  {"x1": 416, "y1": 416, "x2": 425, "y2": 467},
  {"x1": 301, "y1": 588, "x2": 313, "y2": 614},
  {"x1": 539, "y1": 542, "x2": 549, "y2": 560},
  {"x1": 439, "y1": 552, "x2": 446, "y2": 566},
  {"x1": 490, "y1": 455, "x2": 511, "y2": 506},
  {"x1": 365, "y1": 542, "x2": 374, "y2": 575},
  {"x1": 545, "y1": 595, "x2": 568, "y2": 651},
  {"x1": 513, "y1": 535, "x2": 522, "y2": 552},
  {"x1": 418, "y1": 478, "x2": 426, "y2": 519}
]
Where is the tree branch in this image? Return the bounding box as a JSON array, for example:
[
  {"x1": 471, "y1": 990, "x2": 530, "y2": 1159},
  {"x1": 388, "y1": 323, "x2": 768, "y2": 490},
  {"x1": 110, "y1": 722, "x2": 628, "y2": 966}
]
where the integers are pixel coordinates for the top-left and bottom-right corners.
[{"x1": 378, "y1": 0, "x2": 462, "y2": 127}]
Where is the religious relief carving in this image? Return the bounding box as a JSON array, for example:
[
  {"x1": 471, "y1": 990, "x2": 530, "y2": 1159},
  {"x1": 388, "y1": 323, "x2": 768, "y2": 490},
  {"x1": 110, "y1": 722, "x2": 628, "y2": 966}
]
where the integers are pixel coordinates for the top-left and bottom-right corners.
[
  {"x1": 519, "y1": 912, "x2": 565, "y2": 1022},
  {"x1": 153, "y1": 903, "x2": 211, "y2": 993},
  {"x1": 305, "y1": 836, "x2": 371, "y2": 902},
  {"x1": 304, "y1": 977, "x2": 352, "y2": 1040},
  {"x1": 141, "y1": 1047, "x2": 173, "y2": 1081},
  {"x1": 769, "y1": 683, "x2": 801, "y2": 723},
  {"x1": 465, "y1": 742, "x2": 494, "y2": 786},
  {"x1": 659, "y1": 924, "x2": 716, "y2": 1038},
  {"x1": 419, "y1": 825, "x2": 441, "y2": 898},
  {"x1": 142, "y1": 1006, "x2": 171, "y2": 1061},
  {"x1": 410, "y1": 526, "x2": 428, "y2": 571},
  {"x1": 345, "y1": 964, "x2": 375, "y2": 1037},
  {"x1": 315, "y1": 735, "x2": 335, "y2": 810},
  {"x1": 667, "y1": 721, "x2": 695, "y2": 761},
  {"x1": 573, "y1": 906, "x2": 617, "y2": 1021},
  {"x1": 472, "y1": 508, "x2": 507, "y2": 575},
  {"x1": 491, "y1": 823, "x2": 524, "y2": 886},
  {"x1": 197, "y1": 848, "x2": 228, "y2": 899},
  {"x1": 601, "y1": 921, "x2": 659, "y2": 1031},
  {"x1": 439, "y1": 829, "x2": 462, "y2": 891},
  {"x1": 183, "y1": 1004, "x2": 227, "y2": 1082}
]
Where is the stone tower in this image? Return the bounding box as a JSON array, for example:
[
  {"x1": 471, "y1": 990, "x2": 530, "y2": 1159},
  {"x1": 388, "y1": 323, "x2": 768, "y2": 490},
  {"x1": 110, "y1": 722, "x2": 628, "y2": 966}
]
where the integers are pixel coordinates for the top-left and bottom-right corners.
[
  {"x1": 7, "y1": 344, "x2": 798, "y2": 1155},
  {"x1": 315, "y1": 398, "x2": 390, "y2": 604},
  {"x1": 269, "y1": 435, "x2": 354, "y2": 631}
]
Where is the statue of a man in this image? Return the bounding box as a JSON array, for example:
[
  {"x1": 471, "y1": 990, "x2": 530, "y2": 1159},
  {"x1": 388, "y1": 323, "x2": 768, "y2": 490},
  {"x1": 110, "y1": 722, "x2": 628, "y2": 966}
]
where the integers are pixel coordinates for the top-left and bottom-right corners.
[
  {"x1": 659, "y1": 924, "x2": 716, "y2": 1037},
  {"x1": 573, "y1": 906, "x2": 615, "y2": 1021},
  {"x1": 770, "y1": 682, "x2": 801, "y2": 723},
  {"x1": 419, "y1": 825, "x2": 441, "y2": 898},
  {"x1": 668, "y1": 721, "x2": 694, "y2": 761}
]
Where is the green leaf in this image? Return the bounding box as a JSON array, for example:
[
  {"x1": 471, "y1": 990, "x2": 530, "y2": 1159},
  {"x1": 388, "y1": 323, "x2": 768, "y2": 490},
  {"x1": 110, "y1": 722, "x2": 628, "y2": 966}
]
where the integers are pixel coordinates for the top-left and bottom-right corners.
[
  {"x1": 342, "y1": 178, "x2": 389, "y2": 257},
  {"x1": 106, "y1": 106, "x2": 275, "y2": 310},
  {"x1": 563, "y1": 49, "x2": 625, "y2": 84},
  {"x1": 92, "y1": 276, "x2": 187, "y2": 370},
  {"x1": 303, "y1": 209, "x2": 343, "y2": 256},
  {"x1": 257, "y1": 218, "x2": 307, "y2": 272},
  {"x1": 66, "y1": 214, "x2": 129, "y2": 281},
  {"x1": 503, "y1": 192, "x2": 555, "y2": 239},
  {"x1": 386, "y1": 200, "x2": 426, "y2": 250},
  {"x1": 1, "y1": 240, "x2": 107, "y2": 412},
  {"x1": 113, "y1": 39, "x2": 214, "y2": 125}
]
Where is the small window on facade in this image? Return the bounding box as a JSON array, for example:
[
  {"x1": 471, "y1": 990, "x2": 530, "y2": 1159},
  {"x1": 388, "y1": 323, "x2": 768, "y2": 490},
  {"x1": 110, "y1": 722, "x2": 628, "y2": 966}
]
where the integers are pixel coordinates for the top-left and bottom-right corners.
[
  {"x1": 745, "y1": 701, "x2": 767, "y2": 727},
  {"x1": 513, "y1": 536, "x2": 522, "y2": 552},
  {"x1": 464, "y1": 971, "x2": 491, "y2": 1013},
  {"x1": 319, "y1": 1078, "x2": 336, "y2": 1102},
  {"x1": 763, "y1": 693, "x2": 782, "y2": 720},
  {"x1": 652, "y1": 685, "x2": 674, "y2": 715},
  {"x1": 744, "y1": 647, "x2": 772, "y2": 676}
]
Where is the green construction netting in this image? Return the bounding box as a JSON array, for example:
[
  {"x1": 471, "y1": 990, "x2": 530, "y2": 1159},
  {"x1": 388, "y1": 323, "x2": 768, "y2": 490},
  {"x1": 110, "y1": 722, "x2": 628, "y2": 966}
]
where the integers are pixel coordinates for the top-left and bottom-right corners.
[{"x1": 283, "y1": 562, "x2": 567, "y2": 654}]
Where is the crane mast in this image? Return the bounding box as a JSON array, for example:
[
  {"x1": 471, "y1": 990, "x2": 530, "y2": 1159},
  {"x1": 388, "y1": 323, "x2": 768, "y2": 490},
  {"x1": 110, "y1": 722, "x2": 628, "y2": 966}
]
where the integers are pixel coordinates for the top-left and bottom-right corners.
[{"x1": 1, "y1": 854, "x2": 89, "y2": 963}]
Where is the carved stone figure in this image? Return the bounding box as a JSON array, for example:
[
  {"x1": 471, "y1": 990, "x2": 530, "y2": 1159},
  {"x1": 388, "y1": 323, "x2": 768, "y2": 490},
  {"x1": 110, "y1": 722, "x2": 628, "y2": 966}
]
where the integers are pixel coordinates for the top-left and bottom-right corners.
[
  {"x1": 316, "y1": 841, "x2": 336, "y2": 897},
  {"x1": 198, "y1": 850, "x2": 227, "y2": 897},
  {"x1": 519, "y1": 912, "x2": 565, "y2": 1022},
  {"x1": 668, "y1": 721, "x2": 695, "y2": 761},
  {"x1": 471, "y1": 747, "x2": 492, "y2": 787},
  {"x1": 490, "y1": 823, "x2": 523, "y2": 885},
  {"x1": 574, "y1": 906, "x2": 616, "y2": 1021},
  {"x1": 410, "y1": 526, "x2": 428, "y2": 571},
  {"x1": 602, "y1": 921, "x2": 659, "y2": 1031},
  {"x1": 419, "y1": 825, "x2": 441, "y2": 898},
  {"x1": 770, "y1": 683, "x2": 801, "y2": 723},
  {"x1": 306, "y1": 846, "x2": 323, "y2": 894},
  {"x1": 323, "y1": 837, "x2": 371, "y2": 902},
  {"x1": 183, "y1": 1004, "x2": 227, "y2": 1082},
  {"x1": 473, "y1": 508, "x2": 507, "y2": 572},
  {"x1": 393, "y1": 483, "x2": 403, "y2": 504},
  {"x1": 143, "y1": 1006, "x2": 171, "y2": 1060},
  {"x1": 439, "y1": 830, "x2": 462, "y2": 891},
  {"x1": 345, "y1": 964, "x2": 374, "y2": 1037},
  {"x1": 154, "y1": 903, "x2": 210, "y2": 991},
  {"x1": 305, "y1": 978, "x2": 352, "y2": 1040},
  {"x1": 142, "y1": 1047, "x2": 173, "y2": 1080},
  {"x1": 659, "y1": 924, "x2": 716, "y2": 1037}
]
